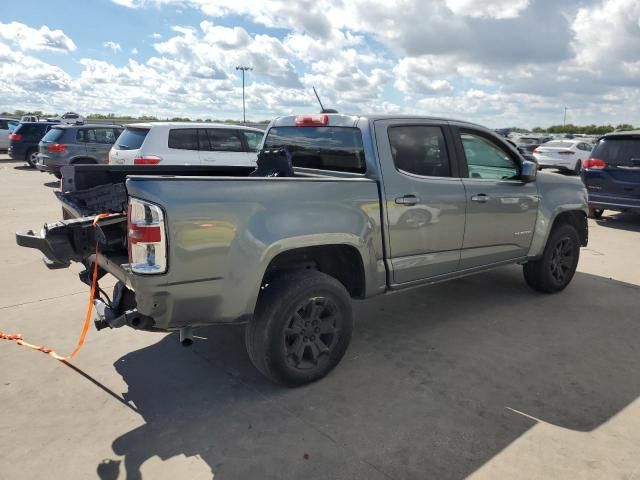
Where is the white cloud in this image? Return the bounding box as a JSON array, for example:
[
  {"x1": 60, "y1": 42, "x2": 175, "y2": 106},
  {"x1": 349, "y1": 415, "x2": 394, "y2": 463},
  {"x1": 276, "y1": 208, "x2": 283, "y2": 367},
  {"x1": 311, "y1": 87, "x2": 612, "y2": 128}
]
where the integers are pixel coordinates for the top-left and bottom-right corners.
[
  {"x1": 444, "y1": 0, "x2": 531, "y2": 19},
  {"x1": 104, "y1": 41, "x2": 122, "y2": 52},
  {"x1": 131, "y1": 47, "x2": 139, "y2": 54},
  {"x1": 2, "y1": 1, "x2": 640, "y2": 127},
  {"x1": 0, "y1": 21, "x2": 76, "y2": 52}
]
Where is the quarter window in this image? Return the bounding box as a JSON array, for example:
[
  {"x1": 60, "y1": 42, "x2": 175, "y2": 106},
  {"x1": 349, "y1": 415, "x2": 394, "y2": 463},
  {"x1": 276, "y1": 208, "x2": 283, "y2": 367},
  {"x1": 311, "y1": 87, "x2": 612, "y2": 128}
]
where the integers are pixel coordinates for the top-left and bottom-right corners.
[
  {"x1": 242, "y1": 131, "x2": 263, "y2": 152},
  {"x1": 461, "y1": 132, "x2": 519, "y2": 180},
  {"x1": 388, "y1": 126, "x2": 451, "y2": 177},
  {"x1": 94, "y1": 128, "x2": 117, "y2": 144},
  {"x1": 168, "y1": 128, "x2": 199, "y2": 150}
]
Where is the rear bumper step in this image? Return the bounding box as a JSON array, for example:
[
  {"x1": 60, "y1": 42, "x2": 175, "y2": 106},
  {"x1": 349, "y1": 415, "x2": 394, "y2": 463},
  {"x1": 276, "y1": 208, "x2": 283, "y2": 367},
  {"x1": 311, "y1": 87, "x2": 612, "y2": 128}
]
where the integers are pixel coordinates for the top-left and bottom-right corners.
[{"x1": 15, "y1": 214, "x2": 127, "y2": 269}]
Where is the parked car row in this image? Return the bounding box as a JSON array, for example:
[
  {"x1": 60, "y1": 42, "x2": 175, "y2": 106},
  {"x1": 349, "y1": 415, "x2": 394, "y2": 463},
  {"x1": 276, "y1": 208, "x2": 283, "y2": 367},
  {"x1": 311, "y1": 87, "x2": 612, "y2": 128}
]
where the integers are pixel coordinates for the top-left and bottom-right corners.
[
  {"x1": 6, "y1": 121, "x2": 265, "y2": 177},
  {"x1": 4, "y1": 114, "x2": 638, "y2": 224}
]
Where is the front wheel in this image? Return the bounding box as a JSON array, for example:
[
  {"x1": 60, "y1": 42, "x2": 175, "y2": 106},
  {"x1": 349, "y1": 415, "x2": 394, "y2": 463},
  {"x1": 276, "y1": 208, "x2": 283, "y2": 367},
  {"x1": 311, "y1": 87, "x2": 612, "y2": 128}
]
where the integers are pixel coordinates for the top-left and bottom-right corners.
[
  {"x1": 523, "y1": 223, "x2": 580, "y2": 293},
  {"x1": 245, "y1": 270, "x2": 353, "y2": 386}
]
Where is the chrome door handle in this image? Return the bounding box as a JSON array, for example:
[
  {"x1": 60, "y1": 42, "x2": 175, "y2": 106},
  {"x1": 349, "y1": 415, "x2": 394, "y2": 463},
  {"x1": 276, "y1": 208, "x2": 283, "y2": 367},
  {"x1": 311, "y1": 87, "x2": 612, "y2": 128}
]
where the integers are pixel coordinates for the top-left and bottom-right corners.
[
  {"x1": 395, "y1": 195, "x2": 420, "y2": 206},
  {"x1": 471, "y1": 194, "x2": 490, "y2": 203}
]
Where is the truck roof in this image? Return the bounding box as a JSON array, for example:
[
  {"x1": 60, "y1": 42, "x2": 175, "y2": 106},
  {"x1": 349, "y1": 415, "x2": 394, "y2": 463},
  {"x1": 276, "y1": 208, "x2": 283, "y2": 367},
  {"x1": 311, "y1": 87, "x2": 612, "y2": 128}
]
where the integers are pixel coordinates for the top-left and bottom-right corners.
[{"x1": 272, "y1": 113, "x2": 490, "y2": 131}]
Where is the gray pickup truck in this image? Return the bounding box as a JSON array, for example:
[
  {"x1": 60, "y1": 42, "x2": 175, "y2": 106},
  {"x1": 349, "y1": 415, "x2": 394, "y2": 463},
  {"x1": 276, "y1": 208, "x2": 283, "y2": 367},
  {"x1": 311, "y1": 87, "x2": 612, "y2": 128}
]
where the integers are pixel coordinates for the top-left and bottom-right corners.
[{"x1": 17, "y1": 114, "x2": 588, "y2": 386}]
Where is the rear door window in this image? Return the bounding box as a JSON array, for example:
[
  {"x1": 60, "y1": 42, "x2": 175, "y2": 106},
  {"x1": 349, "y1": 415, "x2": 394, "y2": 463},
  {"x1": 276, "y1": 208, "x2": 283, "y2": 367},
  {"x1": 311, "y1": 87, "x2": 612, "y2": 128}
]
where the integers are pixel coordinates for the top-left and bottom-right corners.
[
  {"x1": 263, "y1": 126, "x2": 366, "y2": 173},
  {"x1": 388, "y1": 126, "x2": 452, "y2": 177},
  {"x1": 115, "y1": 128, "x2": 149, "y2": 150},
  {"x1": 76, "y1": 129, "x2": 97, "y2": 143},
  {"x1": 168, "y1": 128, "x2": 199, "y2": 150},
  {"x1": 591, "y1": 138, "x2": 640, "y2": 167},
  {"x1": 206, "y1": 129, "x2": 244, "y2": 152}
]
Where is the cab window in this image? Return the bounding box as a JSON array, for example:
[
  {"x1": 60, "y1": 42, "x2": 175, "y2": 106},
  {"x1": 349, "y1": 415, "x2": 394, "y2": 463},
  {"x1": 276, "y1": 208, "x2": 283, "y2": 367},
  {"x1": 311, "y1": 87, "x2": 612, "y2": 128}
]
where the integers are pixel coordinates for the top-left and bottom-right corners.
[
  {"x1": 460, "y1": 132, "x2": 519, "y2": 180},
  {"x1": 388, "y1": 126, "x2": 451, "y2": 177}
]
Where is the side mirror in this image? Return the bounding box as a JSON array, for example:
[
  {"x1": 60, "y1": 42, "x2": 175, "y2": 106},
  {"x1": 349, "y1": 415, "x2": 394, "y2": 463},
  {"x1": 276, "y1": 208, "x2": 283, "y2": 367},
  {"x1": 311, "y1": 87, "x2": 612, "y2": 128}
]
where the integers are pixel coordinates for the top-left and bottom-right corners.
[{"x1": 521, "y1": 160, "x2": 537, "y2": 183}]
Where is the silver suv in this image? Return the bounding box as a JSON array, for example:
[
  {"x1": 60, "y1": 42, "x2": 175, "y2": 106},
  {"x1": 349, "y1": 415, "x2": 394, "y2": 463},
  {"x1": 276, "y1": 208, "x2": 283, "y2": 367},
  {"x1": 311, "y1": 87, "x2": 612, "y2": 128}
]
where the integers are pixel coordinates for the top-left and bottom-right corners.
[{"x1": 36, "y1": 124, "x2": 123, "y2": 178}]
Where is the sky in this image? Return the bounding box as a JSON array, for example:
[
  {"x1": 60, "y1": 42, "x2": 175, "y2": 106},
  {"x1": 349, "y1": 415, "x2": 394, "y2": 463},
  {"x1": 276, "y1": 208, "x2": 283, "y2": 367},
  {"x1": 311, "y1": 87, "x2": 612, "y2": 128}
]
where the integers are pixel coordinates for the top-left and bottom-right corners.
[{"x1": 0, "y1": 0, "x2": 639, "y2": 128}]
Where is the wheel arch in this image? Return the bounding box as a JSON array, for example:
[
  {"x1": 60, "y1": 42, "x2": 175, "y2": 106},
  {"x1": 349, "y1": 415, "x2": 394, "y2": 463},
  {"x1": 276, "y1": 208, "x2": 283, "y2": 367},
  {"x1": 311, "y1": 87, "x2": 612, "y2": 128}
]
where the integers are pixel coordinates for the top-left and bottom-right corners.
[
  {"x1": 550, "y1": 210, "x2": 588, "y2": 246},
  {"x1": 260, "y1": 244, "x2": 366, "y2": 299}
]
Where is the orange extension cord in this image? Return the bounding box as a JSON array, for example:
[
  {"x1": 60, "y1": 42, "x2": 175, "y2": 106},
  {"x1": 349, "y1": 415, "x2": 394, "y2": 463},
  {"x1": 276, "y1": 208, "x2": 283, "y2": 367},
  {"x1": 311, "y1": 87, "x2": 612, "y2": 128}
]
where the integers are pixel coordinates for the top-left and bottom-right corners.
[{"x1": 0, "y1": 213, "x2": 112, "y2": 361}]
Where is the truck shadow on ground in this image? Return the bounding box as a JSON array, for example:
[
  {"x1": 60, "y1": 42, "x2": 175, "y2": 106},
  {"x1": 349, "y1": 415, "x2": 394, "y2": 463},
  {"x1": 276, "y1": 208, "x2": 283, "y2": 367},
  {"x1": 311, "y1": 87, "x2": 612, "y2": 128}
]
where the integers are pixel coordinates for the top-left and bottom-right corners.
[{"x1": 101, "y1": 267, "x2": 640, "y2": 480}]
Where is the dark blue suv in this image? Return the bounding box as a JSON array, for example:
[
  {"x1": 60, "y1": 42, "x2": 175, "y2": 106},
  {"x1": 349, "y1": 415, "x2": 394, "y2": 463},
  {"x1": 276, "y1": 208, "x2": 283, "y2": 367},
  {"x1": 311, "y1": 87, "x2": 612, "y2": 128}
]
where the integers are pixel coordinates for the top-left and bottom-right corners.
[
  {"x1": 581, "y1": 130, "x2": 640, "y2": 218},
  {"x1": 8, "y1": 122, "x2": 59, "y2": 167}
]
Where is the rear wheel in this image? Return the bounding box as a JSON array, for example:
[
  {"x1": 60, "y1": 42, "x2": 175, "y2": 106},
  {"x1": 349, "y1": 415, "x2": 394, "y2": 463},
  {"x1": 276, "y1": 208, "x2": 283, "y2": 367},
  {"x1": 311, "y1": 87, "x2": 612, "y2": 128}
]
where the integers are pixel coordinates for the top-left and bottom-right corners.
[
  {"x1": 245, "y1": 270, "x2": 353, "y2": 386},
  {"x1": 26, "y1": 148, "x2": 38, "y2": 168},
  {"x1": 588, "y1": 208, "x2": 604, "y2": 219},
  {"x1": 523, "y1": 223, "x2": 580, "y2": 293}
]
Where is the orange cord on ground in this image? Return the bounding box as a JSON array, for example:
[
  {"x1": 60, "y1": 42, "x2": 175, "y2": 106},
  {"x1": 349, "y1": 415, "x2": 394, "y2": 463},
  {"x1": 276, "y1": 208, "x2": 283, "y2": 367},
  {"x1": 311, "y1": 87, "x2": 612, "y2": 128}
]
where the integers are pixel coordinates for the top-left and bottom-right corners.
[{"x1": 0, "y1": 213, "x2": 112, "y2": 361}]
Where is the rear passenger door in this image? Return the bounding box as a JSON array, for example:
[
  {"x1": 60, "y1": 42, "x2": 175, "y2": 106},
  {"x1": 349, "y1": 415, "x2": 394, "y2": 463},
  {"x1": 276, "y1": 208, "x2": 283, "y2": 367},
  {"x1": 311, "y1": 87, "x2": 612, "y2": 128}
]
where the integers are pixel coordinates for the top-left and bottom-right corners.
[
  {"x1": 199, "y1": 128, "x2": 248, "y2": 166},
  {"x1": 452, "y1": 126, "x2": 539, "y2": 269},
  {"x1": 375, "y1": 119, "x2": 466, "y2": 284}
]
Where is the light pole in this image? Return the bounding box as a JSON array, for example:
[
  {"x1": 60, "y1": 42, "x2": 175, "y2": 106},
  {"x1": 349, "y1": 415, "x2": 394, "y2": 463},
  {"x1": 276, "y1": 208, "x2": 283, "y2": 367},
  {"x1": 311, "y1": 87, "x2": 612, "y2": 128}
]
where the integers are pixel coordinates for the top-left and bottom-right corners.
[
  {"x1": 563, "y1": 106, "x2": 568, "y2": 127},
  {"x1": 235, "y1": 66, "x2": 253, "y2": 123}
]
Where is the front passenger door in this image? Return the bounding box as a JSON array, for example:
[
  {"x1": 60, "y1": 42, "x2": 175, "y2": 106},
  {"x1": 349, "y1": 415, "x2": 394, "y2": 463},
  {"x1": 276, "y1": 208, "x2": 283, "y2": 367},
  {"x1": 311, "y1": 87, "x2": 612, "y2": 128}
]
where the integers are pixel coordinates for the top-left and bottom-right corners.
[{"x1": 454, "y1": 127, "x2": 539, "y2": 269}]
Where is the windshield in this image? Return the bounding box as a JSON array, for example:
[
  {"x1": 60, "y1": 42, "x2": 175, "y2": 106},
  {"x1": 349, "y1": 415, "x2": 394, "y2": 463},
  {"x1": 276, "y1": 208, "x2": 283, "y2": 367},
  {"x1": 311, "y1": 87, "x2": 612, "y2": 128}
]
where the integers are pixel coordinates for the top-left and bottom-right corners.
[
  {"x1": 592, "y1": 137, "x2": 640, "y2": 167},
  {"x1": 41, "y1": 128, "x2": 65, "y2": 142},
  {"x1": 263, "y1": 126, "x2": 366, "y2": 173},
  {"x1": 114, "y1": 128, "x2": 149, "y2": 150}
]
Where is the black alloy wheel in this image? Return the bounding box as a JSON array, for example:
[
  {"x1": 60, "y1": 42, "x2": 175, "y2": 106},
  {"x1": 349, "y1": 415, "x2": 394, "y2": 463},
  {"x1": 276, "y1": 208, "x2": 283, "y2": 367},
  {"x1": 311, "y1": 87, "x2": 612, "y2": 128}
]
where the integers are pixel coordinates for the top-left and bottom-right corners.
[
  {"x1": 245, "y1": 269, "x2": 353, "y2": 386},
  {"x1": 523, "y1": 223, "x2": 580, "y2": 293},
  {"x1": 549, "y1": 236, "x2": 576, "y2": 284},
  {"x1": 284, "y1": 296, "x2": 340, "y2": 371}
]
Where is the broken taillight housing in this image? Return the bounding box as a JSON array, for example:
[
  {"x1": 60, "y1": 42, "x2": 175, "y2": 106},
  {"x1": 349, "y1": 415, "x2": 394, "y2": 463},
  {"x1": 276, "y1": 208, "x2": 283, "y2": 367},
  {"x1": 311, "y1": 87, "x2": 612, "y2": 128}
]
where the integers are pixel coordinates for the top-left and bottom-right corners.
[{"x1": 127, "y1": 197, "x2": 167, "y2": 274}]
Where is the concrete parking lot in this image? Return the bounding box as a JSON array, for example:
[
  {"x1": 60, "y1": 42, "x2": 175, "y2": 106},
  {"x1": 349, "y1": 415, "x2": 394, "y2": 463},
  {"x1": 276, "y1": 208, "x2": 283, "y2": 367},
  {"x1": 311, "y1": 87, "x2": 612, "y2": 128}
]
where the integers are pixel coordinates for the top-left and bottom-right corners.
[{"x1": 1, "y1": 154, "x2": 639, "y2": 480}]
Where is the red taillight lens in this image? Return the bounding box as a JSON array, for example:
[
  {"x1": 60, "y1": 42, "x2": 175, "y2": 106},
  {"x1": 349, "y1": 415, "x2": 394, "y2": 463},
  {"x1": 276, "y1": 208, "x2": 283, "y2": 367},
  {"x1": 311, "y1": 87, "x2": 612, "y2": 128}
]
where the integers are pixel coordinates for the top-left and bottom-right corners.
[
  {"x1": 133, "y1": 155, "x2": 161, "y2": 165},
  {"x1": 558, "y1": 150, "x2": 574, "y2": 155},
  {"x1": 583, "y1": 158, "x2": 607, "y2": 169},
  {"x1": 128, "y1": 223, "x2": 162, "y2": 244},
  {"x1": 127, "y1": 198, "x2": 167, "y2": 274},
  {"x1": 294, "y1": 114, "x2": 329, "y2": 126},
  {"x1": 48, "y1": 143, "x2": 67, "y2": 153},
  {"x1": 9, "y1": 133, "x2": 22, "y2": 141}
]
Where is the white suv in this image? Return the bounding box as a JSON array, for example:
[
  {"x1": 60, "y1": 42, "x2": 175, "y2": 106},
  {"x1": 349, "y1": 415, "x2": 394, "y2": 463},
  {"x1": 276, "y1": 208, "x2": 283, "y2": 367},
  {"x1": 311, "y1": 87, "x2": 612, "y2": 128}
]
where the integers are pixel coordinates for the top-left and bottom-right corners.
[{"x1": 108, "y1": 122, "x2": 264, "y2": 166}]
